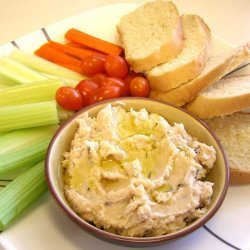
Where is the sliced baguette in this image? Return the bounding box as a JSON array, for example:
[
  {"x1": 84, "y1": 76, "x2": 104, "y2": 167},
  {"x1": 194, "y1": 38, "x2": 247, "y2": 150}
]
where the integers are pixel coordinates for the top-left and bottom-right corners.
[
  {"x1": 117, "y1": 1, "x2": 184, "y2": 72},
  {"x1": 147, "y1": 14, "x2": 211, "y2": 91},
  {"x1": 204, "y1": 113, "x2": 250, "y2": 184},
  {"x1": 185, "y1": 75, "x2": 250, "y2": 118},
  {"x1": 150, "y1": 42, "x2": 250, "y2": 106}
]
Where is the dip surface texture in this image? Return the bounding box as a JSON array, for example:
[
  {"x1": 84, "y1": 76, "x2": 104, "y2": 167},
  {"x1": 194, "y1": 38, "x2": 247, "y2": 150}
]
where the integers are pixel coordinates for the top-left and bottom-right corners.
[{"x1": 62, "y1": 105, "x2": 216, "y2": 237}]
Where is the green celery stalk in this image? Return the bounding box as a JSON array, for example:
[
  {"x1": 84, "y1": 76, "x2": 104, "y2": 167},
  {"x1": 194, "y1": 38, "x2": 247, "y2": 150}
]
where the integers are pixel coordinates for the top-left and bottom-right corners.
[
  {"x1": 0, "y1": 180, "x2": 12, "y2": 187},
  {"x1": 0, "y1": 161, "x2": 48, "y2": 231},
  {"x1": 0, "y1": 101, "x2": 59, "y2": 132},
  {"x1": 0, "y1": 79, "x2": 64, "y2": 105},
  {"x1": 41, "y1": 73, "x2": 80, "y2": 87},
  {"x1": 0, "y1": 83, "x2": 8, "y2": 89},
  {"x1": 0, "y1": 73, "x2": 18, "y2": 86},
  {"x1": 0, "y1": 164, "x2": 32, "y2": 180},
  {"x1": 0, "y1": 56, "x2": 47, "y2": 83},
  {"x1": 0, "y1": 140, "x2": 47, "y2": 175},
  {"x1": 0, "y1": 125, "x2": 57, "y2": 155},
  {"x1": 10, "y1": 49, "x2": 84, "y2": 81},
  {"x1": 0, "y1": 125, "x2": 57, "y2": 175}
]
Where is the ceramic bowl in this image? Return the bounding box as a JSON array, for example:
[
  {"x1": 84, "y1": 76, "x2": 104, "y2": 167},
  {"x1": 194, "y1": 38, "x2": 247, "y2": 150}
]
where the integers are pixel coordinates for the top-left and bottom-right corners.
[{"x1": 45, "y1": 97, "x2": 229, "y2": 247}]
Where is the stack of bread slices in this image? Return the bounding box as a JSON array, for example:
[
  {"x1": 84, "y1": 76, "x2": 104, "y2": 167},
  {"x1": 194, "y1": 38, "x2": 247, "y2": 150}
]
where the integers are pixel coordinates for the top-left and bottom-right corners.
[{"x1": 117, "y1": 0, "x2": 250, "y2": 184}]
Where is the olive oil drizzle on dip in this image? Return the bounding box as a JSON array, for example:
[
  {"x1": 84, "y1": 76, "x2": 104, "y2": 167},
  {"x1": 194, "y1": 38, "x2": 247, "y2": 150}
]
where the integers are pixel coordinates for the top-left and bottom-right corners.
[{"x1": 61, "y1": 104, "x2": 216, "y2": 237}]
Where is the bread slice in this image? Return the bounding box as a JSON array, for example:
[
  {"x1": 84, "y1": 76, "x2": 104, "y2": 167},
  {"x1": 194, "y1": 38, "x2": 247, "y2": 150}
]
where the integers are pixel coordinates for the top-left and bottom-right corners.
[
  {"x1": 117, "y1": 1, "x2": 184, "y2": 72},
  {"x1": 149, "y1": 42, "x2": 250, "y2": 106},
  {"x1": 204, "y1": 113, "x2": 250, "y2": 184},
  {"x1": 224, "y1": 60, "x2": 250, "y2": 78},
  {"x1": 147, "y1": 14, "x2": 211, "y2": 91},
  {"x1": 185, "y1": 75, "x2": 250, "y2": 118}
]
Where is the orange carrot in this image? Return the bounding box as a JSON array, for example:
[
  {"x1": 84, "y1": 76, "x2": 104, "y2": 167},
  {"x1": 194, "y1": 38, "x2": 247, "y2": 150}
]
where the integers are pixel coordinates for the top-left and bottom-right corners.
[
  {"x1": 66, "y1": 42, "x2": 90, "y2": 49},
  {"x1": 57, "y1": 63, "x2": 83, "y2": 73},
  {"x1": 46, "y1": 41, "x2": 106, "y2": 61},
  {"x1": 65, "y1": 28, "x2": 123, "y2": 56},
  {"x1": 66, "y1": 42, "x2": 107, "y2": 53},
  {"x1": 35, "y1": 44, "x2": 82, "y2": 67}
]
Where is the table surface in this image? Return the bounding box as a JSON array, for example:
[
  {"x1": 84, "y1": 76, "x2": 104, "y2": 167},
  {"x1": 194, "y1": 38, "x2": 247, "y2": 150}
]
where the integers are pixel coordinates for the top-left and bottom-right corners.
[{"x1": 0, "y1": 1, "x2": 250, "y2": 250}]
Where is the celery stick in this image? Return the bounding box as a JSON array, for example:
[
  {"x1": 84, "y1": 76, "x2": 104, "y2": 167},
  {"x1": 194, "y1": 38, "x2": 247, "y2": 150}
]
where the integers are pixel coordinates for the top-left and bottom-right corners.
[
  {"x1": 0, "y1": 83, "x2": 8, "y2": 89},
  {"x1": 0, "y1": 164, "x2": 32, "y2": 180},
  {"x1": 10, "y1": 49, "x2": 84, "y2": 81},
  {"x1": 0, "y1": 125, "x2": 57, "y2": 155},
  {"x1": 0, "y1": 101, "x2": 59, "y2": 132},
  {"x1": 0, "y1": 139, "x2": 48, "y2": 175},
  {"x1": 0, "y1": 161, "x2": 48, "y2": 231},
  {"x1": 0, "y1": 79, "x2": 64, "y2": 105},
  {"x1": 0, "y1": 73, "x2": 18, "y2": 86},
  {"x1": 60, "y1": 78, "x2": 80, "y2": 88},
  {"x1": 0, "y1": 126, "x2": 57, "y2": 175},
  {"x1": 0, "y1": 180, "x2": 12, "y2": 187},
  {"x1": 41, "y1": 73, "x2": 80, "y2": 87},
  {"x1": 0, "y1": 56, "x2": 47, "y2": 83}
]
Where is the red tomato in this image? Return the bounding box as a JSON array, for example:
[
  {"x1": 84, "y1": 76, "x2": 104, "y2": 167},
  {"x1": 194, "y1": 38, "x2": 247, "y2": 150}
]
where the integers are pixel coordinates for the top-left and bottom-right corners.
[
  {"x1": 91, "y1": 86, "x2": 120, "y2": 103},
  {"x1": 81, "y1": 54, "x2": 106, "y2": 76},
  {"x1": 105, "y1": 55, "x2": 129, "y2": 78},
  {"x1": 101, "y1": 77, "x2": 130, "y2": 97},
  {"x1": 56, "y1": 86, "x2": 83, "y2": 110},
  {"x1": 123, "y1": 71, "x2": 145, "y2": 85},
  {"x1": 75, "y1": 79, "x2": 99, "y2": 107},
  {"x1": 129, "y1": 77, "x2": 150, "y2": 97},
  {"x1": 91, "y1": 73, "x2": 108, "y2": 86}
]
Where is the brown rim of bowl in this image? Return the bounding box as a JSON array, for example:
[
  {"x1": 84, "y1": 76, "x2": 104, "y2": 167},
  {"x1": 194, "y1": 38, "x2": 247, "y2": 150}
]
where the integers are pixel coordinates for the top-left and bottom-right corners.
[{"x1": 45, "y1": 97, "x2": 229, "y2": 245}]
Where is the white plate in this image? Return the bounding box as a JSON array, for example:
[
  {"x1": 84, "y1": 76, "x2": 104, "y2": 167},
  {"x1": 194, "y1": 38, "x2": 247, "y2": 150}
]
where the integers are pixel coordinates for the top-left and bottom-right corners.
[{"x1": 0, "y1": 3, "x2": 250, "y2": 250}]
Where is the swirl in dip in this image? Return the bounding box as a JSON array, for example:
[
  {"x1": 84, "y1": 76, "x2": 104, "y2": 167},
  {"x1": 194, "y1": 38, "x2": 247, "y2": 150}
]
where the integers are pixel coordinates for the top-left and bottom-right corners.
[{"x1": 61, "y1": 104, "x2": 216, "y2": 237}]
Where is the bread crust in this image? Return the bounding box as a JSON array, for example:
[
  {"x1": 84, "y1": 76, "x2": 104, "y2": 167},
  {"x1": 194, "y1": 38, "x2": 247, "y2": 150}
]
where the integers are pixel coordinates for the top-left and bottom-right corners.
[
  {"x1": 185, "y1": 89, "x2": 250, "y2": 119},
  {"x1": 147, "y1": 15, "x2": 211, "y2": 91},
  {"x1": 230, "y1": 168, "x2": 250, "y2": 185},
  {"x1": 149, "y1": 43, "x2": 250, "y2": 106},
  {"x1": 150, "y1": 57, "x2": 230, "y2": 106},
  {"x1": 204, "y1": 113, "x2": 250, "y2": 185}
]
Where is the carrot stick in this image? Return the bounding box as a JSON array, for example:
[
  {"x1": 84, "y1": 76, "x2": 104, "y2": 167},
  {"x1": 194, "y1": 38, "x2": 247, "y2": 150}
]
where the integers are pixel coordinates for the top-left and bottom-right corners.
[
  {"x1": 47, "y1": 41, "x2": 106, "y2": 61},
  {"x1": 65, "y1": 28, "x2": 123, "y2": 56},
  {"x1": 66, "y1": 42, "x2": 90, "y2": 49},
  {"x1": 35, "y1": 44, "x2": 82, "y2": 67},
  {"x1": 57, "y1": 63, "x2": 82, "y2": 73},
  {"x1": 66, "y1": 42, "x2": 107, "y2": 53}
]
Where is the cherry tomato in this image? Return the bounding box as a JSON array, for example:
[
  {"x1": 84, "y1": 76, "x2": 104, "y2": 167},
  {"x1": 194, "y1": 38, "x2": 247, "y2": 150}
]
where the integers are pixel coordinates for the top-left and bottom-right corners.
[
  {"x1": 123, "y1": 71, "x2": 145, "y2": 85},
  {"x1": 105, "y1": 55, "x2": 129, "y2": 78},
  {"x1": 75, "y1": 79, "x2": 99, "y2": 107},
  {"x1": 91, "y1": 86, "x2": 120, "y2": 103},
  {"x1": 101, "y1": 77, "x2": 130, "y2": 97},
  {"x1": 129, "y1": 77, "x2": 150, "y2": 97},
  {"x1": 56, "y1": 86, "x2": 83, "y2": 110},
  {"x1": 91, "y1": 73, "x2": 108, "y2": 86},
  {"x1": 81, "y1": 54, "x2": 106, "y2": 76}
]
